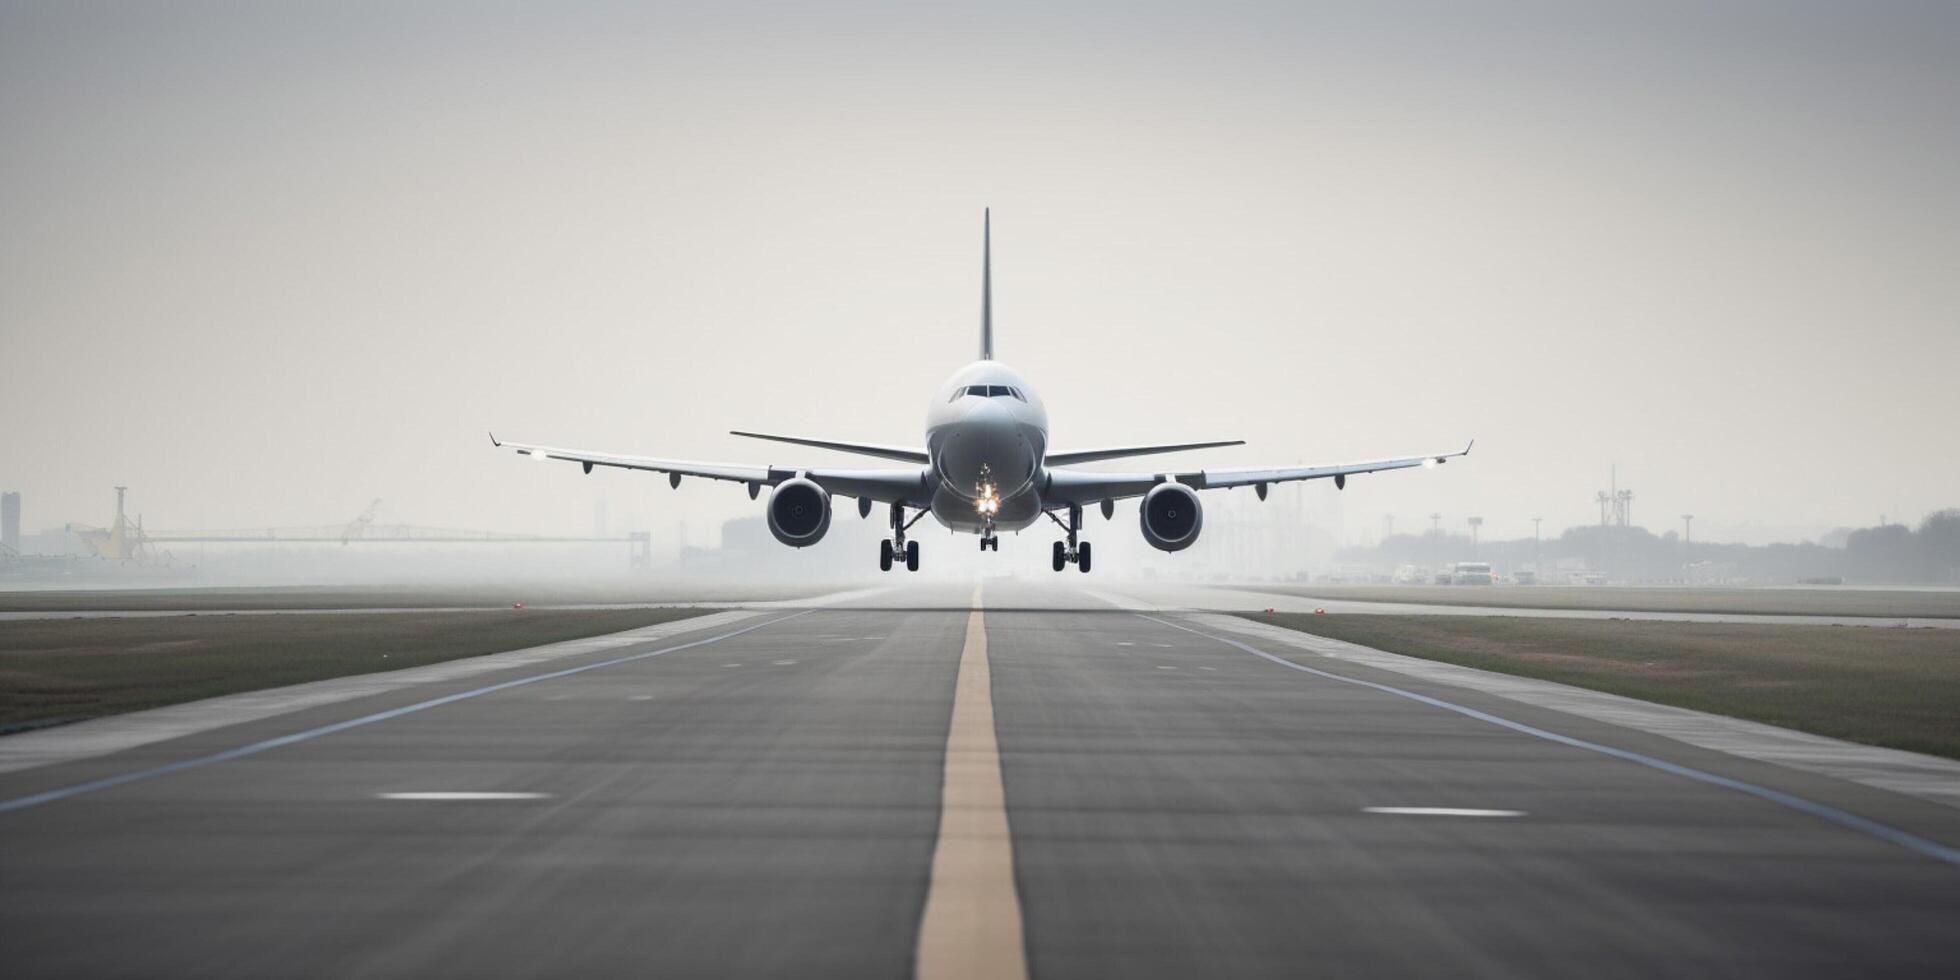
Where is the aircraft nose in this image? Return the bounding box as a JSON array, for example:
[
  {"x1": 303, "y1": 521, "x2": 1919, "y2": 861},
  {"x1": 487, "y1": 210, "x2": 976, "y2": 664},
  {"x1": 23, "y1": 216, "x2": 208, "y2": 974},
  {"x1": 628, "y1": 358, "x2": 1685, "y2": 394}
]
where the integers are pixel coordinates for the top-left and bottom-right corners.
[{"x1": 940, "y1": 400, "x2": 1032, "y2": 493}]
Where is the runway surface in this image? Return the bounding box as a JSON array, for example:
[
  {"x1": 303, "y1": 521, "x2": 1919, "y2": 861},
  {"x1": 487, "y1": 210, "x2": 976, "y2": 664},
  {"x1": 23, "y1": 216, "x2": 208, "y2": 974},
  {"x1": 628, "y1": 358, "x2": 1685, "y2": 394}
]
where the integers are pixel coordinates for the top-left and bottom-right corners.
[{"x1": 3, "y1": 581, "x2": 1958, "y2": 978}]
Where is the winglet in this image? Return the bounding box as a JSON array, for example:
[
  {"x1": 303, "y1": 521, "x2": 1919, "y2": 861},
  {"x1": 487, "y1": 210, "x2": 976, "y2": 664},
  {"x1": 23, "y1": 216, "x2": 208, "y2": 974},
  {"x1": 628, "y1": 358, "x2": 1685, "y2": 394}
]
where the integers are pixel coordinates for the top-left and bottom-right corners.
[
  {"x1": 488, "y1": 431, "x2": 502, "y2": 447},
  {"x1": 1463, "y1": 438, "x2": 1474, "y2": 455},
  {"x1": 980, "y1": 208, "x2": 993, "y2": 361}
]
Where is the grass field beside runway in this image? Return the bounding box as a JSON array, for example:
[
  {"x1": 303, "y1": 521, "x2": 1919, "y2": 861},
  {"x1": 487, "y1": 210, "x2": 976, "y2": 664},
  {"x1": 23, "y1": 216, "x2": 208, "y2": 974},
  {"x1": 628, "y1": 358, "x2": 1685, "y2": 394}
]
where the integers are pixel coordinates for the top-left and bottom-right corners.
[
  {"x1": 0, "y1": 608, "x2": 713, "y2": 732},
  {"x1": 1241, "y1": 585, "x2": 1960, "y2": 619},
  {"x1": 1246, "y1": 613, "x2": 1960, "y2": 760}
]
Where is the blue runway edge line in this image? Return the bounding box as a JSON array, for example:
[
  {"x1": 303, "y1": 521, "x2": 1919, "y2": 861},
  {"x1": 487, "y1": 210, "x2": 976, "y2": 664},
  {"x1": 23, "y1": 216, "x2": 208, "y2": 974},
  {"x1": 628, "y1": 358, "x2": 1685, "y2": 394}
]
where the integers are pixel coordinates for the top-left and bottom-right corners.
[
  {"x1": 1144, "y1": 614, "x2": 1960, "y2": 870},
  {"x1": 0, "y1": 611, "x2": 811, "y2": 815}
]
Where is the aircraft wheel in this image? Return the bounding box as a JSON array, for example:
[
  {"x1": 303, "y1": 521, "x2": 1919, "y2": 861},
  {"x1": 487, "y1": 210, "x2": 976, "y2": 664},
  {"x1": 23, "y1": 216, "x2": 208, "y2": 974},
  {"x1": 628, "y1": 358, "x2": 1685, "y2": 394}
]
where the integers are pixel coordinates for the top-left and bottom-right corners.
[
  {"x1": 905, "y1": 540, "x2": 920, "y2": 572},
  {"x1": 1078, "y1": 540, "x2": 1092, "y2": 573},
  {"x1": 1052, "y1": 540, "x2": 1066, "y2": 572},
  {"x1": 879, "y1": 539, "x2": 893, "y2": 572}
]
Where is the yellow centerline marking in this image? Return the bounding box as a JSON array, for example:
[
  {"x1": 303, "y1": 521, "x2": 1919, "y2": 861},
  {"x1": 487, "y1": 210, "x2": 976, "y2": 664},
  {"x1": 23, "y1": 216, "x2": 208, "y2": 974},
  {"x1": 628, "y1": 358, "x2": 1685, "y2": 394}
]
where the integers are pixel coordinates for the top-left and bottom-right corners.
[{"x1": 915, "y1": 585, "x2": 1027, "y2": 980}]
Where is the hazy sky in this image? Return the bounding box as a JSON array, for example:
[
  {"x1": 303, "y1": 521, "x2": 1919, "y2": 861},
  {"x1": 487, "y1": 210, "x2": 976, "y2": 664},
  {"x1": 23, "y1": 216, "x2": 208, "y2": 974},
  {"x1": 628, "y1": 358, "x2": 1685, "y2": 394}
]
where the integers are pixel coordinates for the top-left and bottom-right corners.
[{"x1": 4, "y1": 1, "x2": 1956, "y2": 549}]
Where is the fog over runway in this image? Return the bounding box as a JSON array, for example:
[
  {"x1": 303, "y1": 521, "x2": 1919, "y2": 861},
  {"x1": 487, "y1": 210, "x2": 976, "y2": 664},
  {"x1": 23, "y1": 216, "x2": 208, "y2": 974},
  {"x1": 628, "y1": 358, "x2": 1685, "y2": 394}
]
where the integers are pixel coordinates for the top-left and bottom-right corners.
[{"x1": 2, "y1": 581, "x2": 1958, "y2": 978}]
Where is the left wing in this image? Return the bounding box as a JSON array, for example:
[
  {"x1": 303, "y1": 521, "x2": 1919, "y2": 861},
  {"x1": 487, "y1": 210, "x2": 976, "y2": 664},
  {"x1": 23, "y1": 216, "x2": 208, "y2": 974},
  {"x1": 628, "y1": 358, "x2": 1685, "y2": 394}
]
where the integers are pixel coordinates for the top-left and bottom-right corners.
[
  {"x1": 728, "y1": 430, "x2": 928, "y2": 464},
  {"x1": 489, "y1": 433, "x2": 930, "y2": 505},
  {"x1": 1045, "y1": 440, "x2": 1474, "y2": 506}
]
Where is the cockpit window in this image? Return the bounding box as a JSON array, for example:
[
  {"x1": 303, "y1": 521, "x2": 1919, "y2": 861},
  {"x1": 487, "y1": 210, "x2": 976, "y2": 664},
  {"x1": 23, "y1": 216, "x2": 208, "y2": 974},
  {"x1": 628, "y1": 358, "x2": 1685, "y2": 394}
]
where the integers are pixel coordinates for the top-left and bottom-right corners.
[{"x1": 953, "y1": 384, "x2": 1027, "y2": 401}]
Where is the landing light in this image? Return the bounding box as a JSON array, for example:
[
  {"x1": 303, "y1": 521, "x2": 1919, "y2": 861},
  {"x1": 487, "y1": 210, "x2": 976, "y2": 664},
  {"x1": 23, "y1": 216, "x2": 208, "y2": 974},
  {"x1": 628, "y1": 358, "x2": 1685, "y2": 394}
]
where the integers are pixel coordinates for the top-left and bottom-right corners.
[
  {"x1": 1422, "y1": 458, "x2": 1436, "y2": 469},
  {"x1": 531, "y1": 451, "x2": 550, "y2": 462},
  {"x1": 974, "y1": 479, "x2": 1001, "y2": 516}
]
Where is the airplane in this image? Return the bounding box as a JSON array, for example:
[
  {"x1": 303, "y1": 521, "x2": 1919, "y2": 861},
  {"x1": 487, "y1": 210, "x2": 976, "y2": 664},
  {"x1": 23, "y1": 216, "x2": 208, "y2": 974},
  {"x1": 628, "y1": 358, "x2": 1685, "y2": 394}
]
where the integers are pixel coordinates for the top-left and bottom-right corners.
[{"x1": 492, "y1": 211, "x2": 1471, "y2": 573}]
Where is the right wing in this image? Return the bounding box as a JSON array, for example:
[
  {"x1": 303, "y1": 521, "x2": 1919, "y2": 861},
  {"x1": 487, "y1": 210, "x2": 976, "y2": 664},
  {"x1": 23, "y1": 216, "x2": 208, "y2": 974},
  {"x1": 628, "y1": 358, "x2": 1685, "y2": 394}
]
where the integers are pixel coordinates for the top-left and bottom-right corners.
[
  {"x1": 1045, "y1": 441, "x2": 1474, "y2": 506},
  {"x1": 489, "y1": 434, "x2": 930, "y2": 505},
  {"x1": 1044, "y1": 440, "x2": 1244, "y2": 467}
]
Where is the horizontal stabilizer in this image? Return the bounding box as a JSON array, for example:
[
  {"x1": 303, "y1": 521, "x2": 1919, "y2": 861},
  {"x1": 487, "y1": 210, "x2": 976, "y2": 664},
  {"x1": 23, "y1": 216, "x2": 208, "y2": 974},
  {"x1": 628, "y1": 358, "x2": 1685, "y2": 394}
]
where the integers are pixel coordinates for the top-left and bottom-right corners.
[
  {"x1": 729, "y1": 430, "x2": 929, "y2": 464},
  {"x1": 1045, "y1": 440, "x2": 1244, "y2": 467}
]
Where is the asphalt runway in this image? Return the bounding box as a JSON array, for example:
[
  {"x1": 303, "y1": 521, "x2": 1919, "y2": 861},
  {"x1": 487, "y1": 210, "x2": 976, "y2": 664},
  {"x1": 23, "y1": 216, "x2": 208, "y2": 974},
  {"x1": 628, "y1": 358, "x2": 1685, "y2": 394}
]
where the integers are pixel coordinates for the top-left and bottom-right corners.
[{"x1": 3, "y1": 582, "x2": 1958, "y2": 978}]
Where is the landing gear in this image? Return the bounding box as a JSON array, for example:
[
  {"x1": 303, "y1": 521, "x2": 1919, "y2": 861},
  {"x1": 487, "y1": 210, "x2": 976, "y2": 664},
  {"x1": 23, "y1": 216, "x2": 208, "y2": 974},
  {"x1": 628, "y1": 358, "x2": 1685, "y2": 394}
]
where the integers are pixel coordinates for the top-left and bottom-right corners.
[
  {"x1": 881, "y1": 503, "x2": 927, "y2": 572},
  {"x1": 979, "y1": 534, "x2": 998, "y2": 552},
  {"x1": 1046, "y1": 505, "x2": 1092, "y2": 573}
]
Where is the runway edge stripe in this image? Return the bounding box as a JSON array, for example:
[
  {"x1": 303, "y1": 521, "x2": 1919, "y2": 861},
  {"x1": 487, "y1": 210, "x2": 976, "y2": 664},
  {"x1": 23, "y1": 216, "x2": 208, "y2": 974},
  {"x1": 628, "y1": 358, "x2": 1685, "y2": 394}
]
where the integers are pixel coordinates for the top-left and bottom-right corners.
[
  {"x1": 1140, "y1": 614, "x2": 1960, "y2": 870},
  {"x1": 0, "y1": 610, "x2": 815, "y2": 815}
]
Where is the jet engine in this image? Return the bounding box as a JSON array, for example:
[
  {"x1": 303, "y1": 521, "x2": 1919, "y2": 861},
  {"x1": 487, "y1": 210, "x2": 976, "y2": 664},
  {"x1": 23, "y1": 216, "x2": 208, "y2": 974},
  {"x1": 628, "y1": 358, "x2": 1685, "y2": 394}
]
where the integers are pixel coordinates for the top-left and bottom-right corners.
[
  {"x1": 1138, "y1": 482, "x2": 1203, "y2": 552},
  {"x1": 766, "y1": 478, "x2": 832, "y2": 548}
]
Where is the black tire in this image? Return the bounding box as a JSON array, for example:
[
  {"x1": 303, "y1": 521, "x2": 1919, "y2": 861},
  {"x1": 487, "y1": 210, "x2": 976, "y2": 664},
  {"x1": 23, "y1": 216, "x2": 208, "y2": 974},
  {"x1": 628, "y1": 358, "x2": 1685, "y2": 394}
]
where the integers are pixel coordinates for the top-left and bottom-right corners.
[
  {"x1": 905, "y1": 540, "x2": 919, "y2": 572},
  {"x1": 1052, "y1": 540, "x2": 1066, "y2": 572},
  {"x1": 879, "y1": 539, "x2": 893, "y2": 572},
  {"x1": 1078, "y1": 540, "x2": 1092, "y2": 573}
]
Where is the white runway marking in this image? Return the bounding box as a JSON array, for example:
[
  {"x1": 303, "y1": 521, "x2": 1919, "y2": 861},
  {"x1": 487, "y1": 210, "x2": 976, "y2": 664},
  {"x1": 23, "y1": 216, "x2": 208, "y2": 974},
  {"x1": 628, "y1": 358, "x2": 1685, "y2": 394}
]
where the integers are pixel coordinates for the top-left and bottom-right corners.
[
  {"x1": 772, "y1": 660, "x2": 798, "y2": 666},
  {"x1": 1364, "y1": 807, "x2": 1526, "y2": 818},
  {"x1": 1115, "y1": 642, "x2": 1135, "y2": 647},
  {"x1": 629, "y1": 695, "x2": 654, "y2": 701},
  {"x1": 1155, "y1": 665, "x2": 1178, "y2": 670},
  {"x1": 379, "y1": 792, "x2": 550, "y2": 801},
  {"x1": 723, "y1": 663, "x2": 742, "y2": 667}
]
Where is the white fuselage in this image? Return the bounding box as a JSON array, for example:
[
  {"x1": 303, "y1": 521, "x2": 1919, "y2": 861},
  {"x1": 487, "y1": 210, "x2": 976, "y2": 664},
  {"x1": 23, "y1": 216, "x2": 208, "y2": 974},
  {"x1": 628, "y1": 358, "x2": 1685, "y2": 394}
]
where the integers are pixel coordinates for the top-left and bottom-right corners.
[{"x1": 925, "y1": 360, "x2": 1049, "y2": 533}]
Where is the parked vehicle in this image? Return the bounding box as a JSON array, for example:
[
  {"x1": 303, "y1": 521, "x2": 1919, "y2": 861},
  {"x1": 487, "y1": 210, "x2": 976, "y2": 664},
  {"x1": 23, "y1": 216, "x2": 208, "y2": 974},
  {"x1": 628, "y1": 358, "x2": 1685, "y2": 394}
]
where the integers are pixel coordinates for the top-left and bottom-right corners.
[{"x1": 1450, "y1": 561, "x2": 1496, "y2": 585}]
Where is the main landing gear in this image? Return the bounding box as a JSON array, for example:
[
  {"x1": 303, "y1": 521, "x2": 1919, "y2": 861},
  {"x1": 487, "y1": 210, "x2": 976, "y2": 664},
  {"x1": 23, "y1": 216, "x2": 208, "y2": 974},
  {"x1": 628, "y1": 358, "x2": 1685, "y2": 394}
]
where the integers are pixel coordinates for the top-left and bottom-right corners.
[
  {"x1": 880, "y1": 503, "x2": 924, "y2": 572},
  {"x1": 1046, "y1": 505, "x2": 1092, "y2": 573}
]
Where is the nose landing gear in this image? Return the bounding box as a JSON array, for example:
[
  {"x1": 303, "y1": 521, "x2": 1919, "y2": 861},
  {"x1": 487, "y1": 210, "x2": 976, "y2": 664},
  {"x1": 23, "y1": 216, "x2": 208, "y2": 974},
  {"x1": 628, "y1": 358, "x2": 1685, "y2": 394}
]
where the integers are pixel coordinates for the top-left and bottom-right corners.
[
  {"x1": 880, "y1": 502, "x2": 925, "y2": 571},
  {"x1": 1046, "y1": 505, "x2": 1092, "y2": 572}
]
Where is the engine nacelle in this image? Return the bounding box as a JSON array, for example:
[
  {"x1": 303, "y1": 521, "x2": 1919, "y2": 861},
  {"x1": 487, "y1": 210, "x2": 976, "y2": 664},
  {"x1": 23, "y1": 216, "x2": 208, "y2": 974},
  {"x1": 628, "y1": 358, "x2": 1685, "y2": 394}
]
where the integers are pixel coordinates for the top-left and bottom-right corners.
[
  {"x1": 1139, "y1": 482, "x2": 1203, "y2": 552},
  {"x1": 766, "y1": 478, "x2": 832, "y2": 548}
]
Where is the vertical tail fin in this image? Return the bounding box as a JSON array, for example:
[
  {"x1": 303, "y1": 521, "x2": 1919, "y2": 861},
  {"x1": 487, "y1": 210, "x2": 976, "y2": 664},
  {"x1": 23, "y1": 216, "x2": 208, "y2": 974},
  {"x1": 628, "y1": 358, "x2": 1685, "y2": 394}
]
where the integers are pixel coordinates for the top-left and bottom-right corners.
[{"x1": 980, "y1": 208, "x2": 993, "y2": 360}]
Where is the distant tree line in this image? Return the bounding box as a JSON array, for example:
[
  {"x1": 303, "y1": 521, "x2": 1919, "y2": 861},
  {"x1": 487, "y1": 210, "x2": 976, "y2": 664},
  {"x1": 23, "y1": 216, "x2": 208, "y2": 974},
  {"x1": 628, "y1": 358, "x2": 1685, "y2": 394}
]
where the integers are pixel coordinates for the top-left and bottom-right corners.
[{"x1": 1337, "y1": 509, "x2": 1960, "y2": 585}]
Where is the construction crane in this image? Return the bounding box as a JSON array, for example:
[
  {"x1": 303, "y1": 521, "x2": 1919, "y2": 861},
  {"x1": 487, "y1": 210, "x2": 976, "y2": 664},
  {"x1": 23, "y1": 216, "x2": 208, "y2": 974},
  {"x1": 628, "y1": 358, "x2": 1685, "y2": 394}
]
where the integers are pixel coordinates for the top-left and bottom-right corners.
[
  {"x1": 341, "y1": 498, "x2": 383, "y2": 544},
  {"x1": 66, "y1": 486, "x2": 154, "y2": 562}
]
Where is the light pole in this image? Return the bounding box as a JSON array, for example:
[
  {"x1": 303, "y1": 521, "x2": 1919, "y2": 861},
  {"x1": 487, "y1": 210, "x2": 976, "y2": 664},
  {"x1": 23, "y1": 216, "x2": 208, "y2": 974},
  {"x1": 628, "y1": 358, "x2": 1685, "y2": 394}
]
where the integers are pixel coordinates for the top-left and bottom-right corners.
[
  {"x1": 1468, "y1": 516, "x2": 1483, "y2": 556},
  {"x1": 1681, "y1": 514, "x2": 1693, "y2": 544},
  {"x1": 1428, "y1": 512, "x2": 1442, "y2": 570},
  {"x1": 1531, "y1": 516, "x2": 1542, "y2": 566}
]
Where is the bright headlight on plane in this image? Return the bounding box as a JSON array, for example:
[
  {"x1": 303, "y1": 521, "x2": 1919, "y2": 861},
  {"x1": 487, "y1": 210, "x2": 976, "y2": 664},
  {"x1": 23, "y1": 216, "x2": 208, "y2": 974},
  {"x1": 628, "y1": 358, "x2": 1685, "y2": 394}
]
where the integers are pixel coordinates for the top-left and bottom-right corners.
[
  {"x1": 532, "y1": 451, "x2": 550, "y2": 461},
  {"x1": 1422, "y1": 458, "x2": 1436, "y2": 469}
]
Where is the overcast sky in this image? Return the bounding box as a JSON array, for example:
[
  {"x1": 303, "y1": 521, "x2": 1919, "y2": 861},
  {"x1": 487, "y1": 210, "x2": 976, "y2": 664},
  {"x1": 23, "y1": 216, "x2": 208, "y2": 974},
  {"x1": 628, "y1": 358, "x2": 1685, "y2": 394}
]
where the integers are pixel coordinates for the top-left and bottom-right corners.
[{"x1": 3, "y1": 1, "x2": 1955, "y2": 548}]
